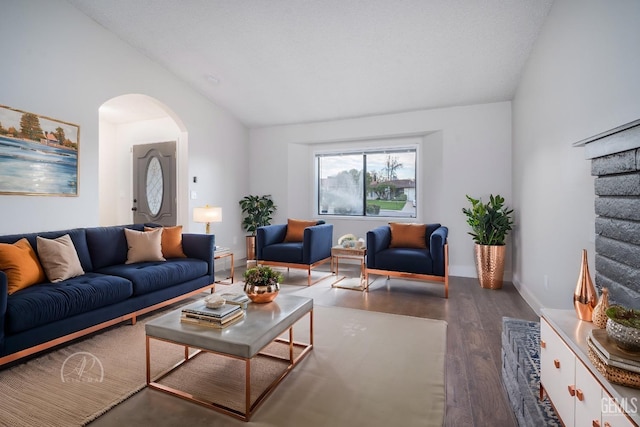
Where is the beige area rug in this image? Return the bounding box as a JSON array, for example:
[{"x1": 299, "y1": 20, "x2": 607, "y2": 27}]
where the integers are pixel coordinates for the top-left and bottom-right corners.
[
  {"x1": 0, "y1": 295, "x2": 446, "y2": 427},
  {"x1": 0, "y1": 309, "x2": 191, "y2": 427}
]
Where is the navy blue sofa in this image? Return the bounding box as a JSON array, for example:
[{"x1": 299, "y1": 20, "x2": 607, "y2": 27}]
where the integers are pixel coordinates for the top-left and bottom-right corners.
[
  {"x1": 366, "y1": 223, "x2": 449, "y2": 297},
  {"x1": 256, "y1": 222, "x2": 333, "y2": 286},
  {"x1": 0, "y1": 224, "x2": 214, "y2": 366}
]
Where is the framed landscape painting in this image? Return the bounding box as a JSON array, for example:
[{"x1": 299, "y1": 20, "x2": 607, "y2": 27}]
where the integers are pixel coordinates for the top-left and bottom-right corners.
[{"x1": 0, "y1": 105, "x2": 79, "y2": 196}]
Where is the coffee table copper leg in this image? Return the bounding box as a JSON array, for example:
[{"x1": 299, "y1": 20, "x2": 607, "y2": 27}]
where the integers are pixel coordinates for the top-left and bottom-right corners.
[
  {"x1": 289, "y1": 327, "x2": 294, "y2": 363},
  {"x1": 146, "y1": 335, "x2": 151, "y2": 384},
  {"x1": 245, "y1": 358, "x2": 251, "y2": 418},
  {"x1": 310, "y1": 309, "x2": 314, "y2": 346}
]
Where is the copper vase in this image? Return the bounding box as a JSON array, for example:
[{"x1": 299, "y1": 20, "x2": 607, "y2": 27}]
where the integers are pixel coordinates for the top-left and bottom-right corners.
[
  {"x1": 474, "y1": 244, "x2": 506, "y2": 289},
  {"x1": 573, "y1": 249, "x2": 597, "y2": 321}
]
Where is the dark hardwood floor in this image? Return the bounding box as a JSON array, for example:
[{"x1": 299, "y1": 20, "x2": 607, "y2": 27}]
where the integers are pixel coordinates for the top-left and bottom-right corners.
[{"x1": 90, "y1": 264, "x2": 538, "y2": 426}]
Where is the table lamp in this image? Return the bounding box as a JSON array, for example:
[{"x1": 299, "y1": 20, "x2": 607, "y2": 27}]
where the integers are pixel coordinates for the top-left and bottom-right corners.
[{"x1": 193, "y1": 205, "x2": 222, "y2": 234}]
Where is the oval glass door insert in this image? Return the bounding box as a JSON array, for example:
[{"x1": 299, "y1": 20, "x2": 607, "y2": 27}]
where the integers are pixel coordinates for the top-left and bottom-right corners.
[{"x1": 146, "y1": 156, "x2": 163, "y2": 216}]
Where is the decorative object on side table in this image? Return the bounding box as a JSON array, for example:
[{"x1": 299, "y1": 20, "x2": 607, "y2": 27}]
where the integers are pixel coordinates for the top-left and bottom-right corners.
[
  {"x1": 461, "y1": 194, "x2": 514, "y2": 289},
  {"x1": 592, "y1": 287, "x2": 610, "y2": 329},
  {"x1": 337, "y1": 234, "x2": 358, "y2": 248},
  {"x1": 239, "y1": 195, "x2": 277, "y2": 260},
  {"x1": 605, "y1": 305, "x2": 640, "y2": 353},
  {"x1": 573, "y1": 249, "x2": 597, "y2": 321},
  {"x1": 243, "y1": 265, "x2": 282, "y2": 303}
]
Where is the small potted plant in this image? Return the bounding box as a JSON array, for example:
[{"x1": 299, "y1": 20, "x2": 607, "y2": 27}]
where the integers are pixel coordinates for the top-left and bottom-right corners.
[
  {"x1": 462, "y1": 194, "x2": 514, "y2": 289},
  {"x1": 243, "y1": 265, "x2": 283, "y2": 303},
  {"x1": 239, "y1": 195, "x2": 277, "y2": 260}
]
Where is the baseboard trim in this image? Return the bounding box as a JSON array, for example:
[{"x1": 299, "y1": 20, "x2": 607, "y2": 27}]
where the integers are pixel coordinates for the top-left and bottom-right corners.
[{"x1": 512, "y1": 276, "x2": 543, "y2": 316}]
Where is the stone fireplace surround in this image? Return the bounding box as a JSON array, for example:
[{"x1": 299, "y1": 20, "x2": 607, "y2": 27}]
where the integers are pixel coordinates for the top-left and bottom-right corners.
[{"x1": 576, "y1": 119, "x2": 640, "y2": 308}]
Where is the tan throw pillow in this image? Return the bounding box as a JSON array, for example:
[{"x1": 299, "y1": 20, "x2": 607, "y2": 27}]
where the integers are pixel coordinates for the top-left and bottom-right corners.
[
  {"x1": 144, "y1": 226, "x2": 187, "y2": 258},
  {"x1": 36, "y1": 234, "x2": 85, "y2": 283},
  {"x1": 283, "y1": 219, "x2": 318, "y2": 242},
  {"x1": 124, "y1": 228, "x2": 166, "y2": 264},
  {"x1": 389, "y1": 223, "x2": 428, "y2": 249},
  {"x1": 0, "y1": 238, "x2": 46, "y2": 294}
]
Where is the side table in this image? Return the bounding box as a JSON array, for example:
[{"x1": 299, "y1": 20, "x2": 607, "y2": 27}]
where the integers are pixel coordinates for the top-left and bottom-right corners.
[
  {"x1": 214, "y1": 248, "x2": 234, "y2": 284},
  {"x1": 331, "y1": 245, "x2": 367, "y2": 291}
]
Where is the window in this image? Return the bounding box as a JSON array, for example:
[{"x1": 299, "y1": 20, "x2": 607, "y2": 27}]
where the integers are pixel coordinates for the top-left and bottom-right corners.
[{"x1": 317, "y1": 148, "x2": 417, "y2": 218}]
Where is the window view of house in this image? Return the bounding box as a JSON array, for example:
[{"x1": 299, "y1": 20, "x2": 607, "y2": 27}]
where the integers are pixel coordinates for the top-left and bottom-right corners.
[{"x1": 317, "y1": 149, "x2": 416, "y2": 218}]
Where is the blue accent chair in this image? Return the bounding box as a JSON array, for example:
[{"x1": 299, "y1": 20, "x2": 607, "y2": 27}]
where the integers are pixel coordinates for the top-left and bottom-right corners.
[
  {"x1": 365, "y1": 223, "x2": 449, "y2": 297},
  {"x1": 256, "y1": 222, "x2": 333, "y2": 286}
]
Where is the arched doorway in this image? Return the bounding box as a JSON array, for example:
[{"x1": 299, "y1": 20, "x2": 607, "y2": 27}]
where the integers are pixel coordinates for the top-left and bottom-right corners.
[{"x1": 98, "y1": 94, "x2": 189, "y2": 226}]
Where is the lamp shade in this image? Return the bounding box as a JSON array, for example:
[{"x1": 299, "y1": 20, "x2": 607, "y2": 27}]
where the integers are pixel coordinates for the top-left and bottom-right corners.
[{"x1": 193, "y1": 206, "x2": 222, "y2": 223}]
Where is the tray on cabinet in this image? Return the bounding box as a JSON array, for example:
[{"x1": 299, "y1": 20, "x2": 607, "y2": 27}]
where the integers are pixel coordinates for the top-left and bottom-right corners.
[{"x1": 588, "y1": 333, "x2": 640, "y2": 389}]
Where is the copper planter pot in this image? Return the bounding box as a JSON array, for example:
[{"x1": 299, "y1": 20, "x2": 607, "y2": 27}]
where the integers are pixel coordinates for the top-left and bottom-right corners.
[
  {"x1": 244, "y1": 282, "x2": 280, "y2": 303},
  {"x1": 246, "y1": 236, "x2": 256, "y2": 261},
  {"x1": 474, "y1": 244, "x2": 506, "y2": 289}
]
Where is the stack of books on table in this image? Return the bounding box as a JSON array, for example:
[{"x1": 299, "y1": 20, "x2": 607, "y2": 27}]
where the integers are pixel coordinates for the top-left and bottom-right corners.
[
  {"x1": 587, "y1": 328, "x2": 640, "y2": 388},
  {"x1": 180, "y1": 303, "x2": 244, "y2": 329}
]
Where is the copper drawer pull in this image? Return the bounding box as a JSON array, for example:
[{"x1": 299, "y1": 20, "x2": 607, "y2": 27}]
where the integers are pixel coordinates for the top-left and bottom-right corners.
[
  {"x1": 593, "y1": 420, "x2": 600, "y2": 427},
  {"x1": 568, "y1": 385, "x2": 576, "y2": 396},
  {"x1": 541, "y1": 340, "x2": 546, "y2": 348},
  {"x1": 576, "y1": 389, "x2": 584, "y2": 401},
  {"x1": 554, "y1": 359, "x2": 560, "y2": 369},
  {"x1": 604, "y1": 422, "x2": 612, "y2": 427}
]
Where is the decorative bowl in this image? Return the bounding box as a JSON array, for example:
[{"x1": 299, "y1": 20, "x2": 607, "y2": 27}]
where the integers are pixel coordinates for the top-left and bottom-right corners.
[
  {"x1": 243, "y1": 265, "x2": 283, "y2": 303},
  {"x1": 244, "y1": 282, "x2": 279, "y2": 303},
  {"x1": 605, "y1": 306, "x2": 640, "y2": 353},
  {"x1": 204, "y1": 294, "x2": 225, "y2": 308}
]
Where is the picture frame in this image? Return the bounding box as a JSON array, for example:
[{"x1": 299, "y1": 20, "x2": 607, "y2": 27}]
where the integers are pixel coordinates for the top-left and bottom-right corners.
[{"x1": 0, "y1": 105, "x2": 79, "y2": 196}]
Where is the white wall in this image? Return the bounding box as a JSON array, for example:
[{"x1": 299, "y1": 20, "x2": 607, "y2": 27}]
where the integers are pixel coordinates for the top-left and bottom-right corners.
[
  {"x1": 99, "y1": 120, "x2": 118, "y2": 225},
  {"x1": 0, "y1": 0, "x2": 250, "y2": 259},
  {"x1": 512, "y1": 0, "x2": 640, "y2": 312},
  {"x1": 250, "y1": 102, "x2": 512, "y2": 278}
]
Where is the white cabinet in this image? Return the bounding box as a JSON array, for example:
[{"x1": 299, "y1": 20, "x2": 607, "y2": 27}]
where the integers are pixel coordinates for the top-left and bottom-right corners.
[
  {"x1": 540, "y1": 311, "x2": 640, "y2": 427},
  {"x1": 540, "y1": 318, "x2": 577, "y2": 424},
  {"x1": 574, "y1": 359, "x2": 604, "y2": 427}
]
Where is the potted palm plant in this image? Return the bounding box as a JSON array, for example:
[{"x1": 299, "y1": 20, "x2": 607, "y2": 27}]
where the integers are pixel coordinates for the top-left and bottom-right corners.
[
  {"x1": 462, "y1": 194, "x2": 514, "y2": 289},
  {"x1": 243, "y1": 265, "x2": 283, "y2": 303},
  {"x1": 239, "y1": 195, "x2": 277, "y2": 260}
]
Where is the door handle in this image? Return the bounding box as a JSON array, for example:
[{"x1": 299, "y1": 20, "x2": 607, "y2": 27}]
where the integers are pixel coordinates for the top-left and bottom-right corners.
[
  {"x1": 554, "y1": 359, "x2": 560, "y2": 369},
  {"x1": 540, "y1": 340, "x2": 546, "y2": 348},
  {"x1": 568, "y1": 385, "x2": 576, "y2": 396},
  {"x1": 576, "y1": 389, "x2": 584, "y2": 401}
]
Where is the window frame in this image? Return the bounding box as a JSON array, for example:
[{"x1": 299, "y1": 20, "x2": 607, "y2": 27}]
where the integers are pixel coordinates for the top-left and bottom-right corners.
[{"x1": 314, "y1": 144, "x2": 418, "y2": 219}]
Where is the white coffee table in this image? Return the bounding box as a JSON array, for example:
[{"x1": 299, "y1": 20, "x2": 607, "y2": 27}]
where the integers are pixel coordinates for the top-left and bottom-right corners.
[{"x1": 145, "y1": 294, "x2": 313, "y2": 421}]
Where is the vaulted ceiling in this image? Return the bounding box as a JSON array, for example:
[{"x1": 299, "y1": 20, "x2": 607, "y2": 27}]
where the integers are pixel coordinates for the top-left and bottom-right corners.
[{"x1": 67, "y1": 0, "x2": 554, "y2": 128}]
